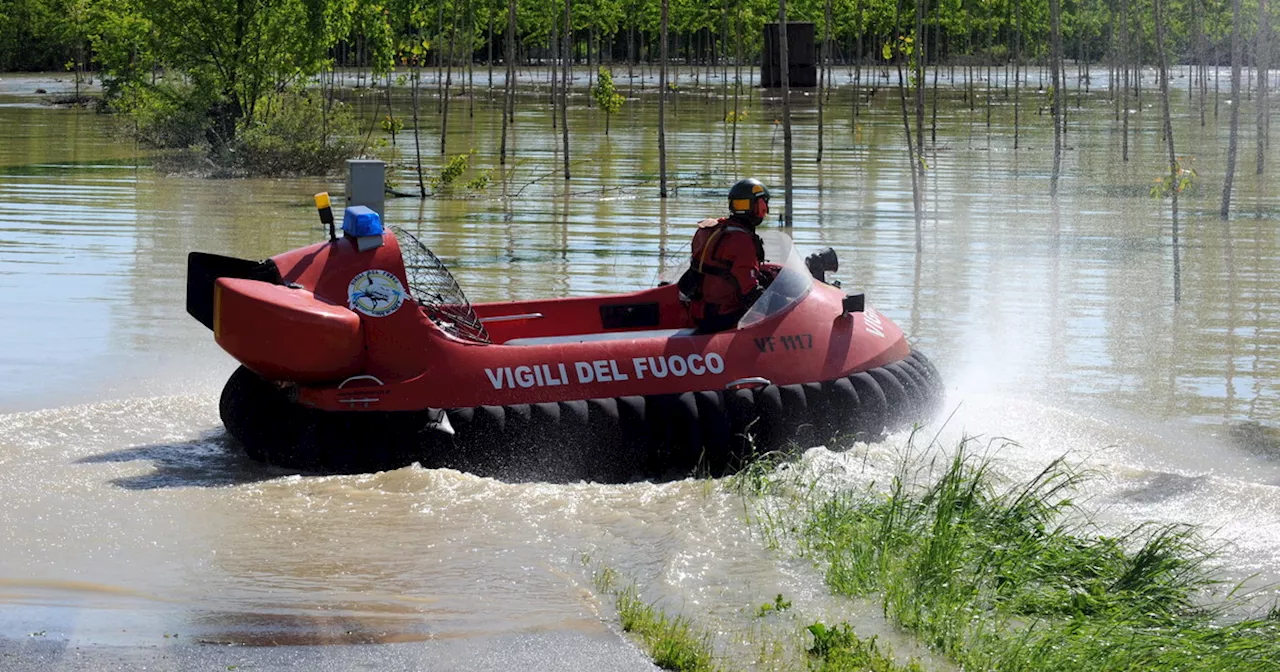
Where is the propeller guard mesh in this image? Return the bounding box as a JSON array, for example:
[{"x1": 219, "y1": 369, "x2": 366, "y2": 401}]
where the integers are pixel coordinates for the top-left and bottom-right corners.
[{"x1": 392, "y1": 226, "x2": 490, "y2": 344}]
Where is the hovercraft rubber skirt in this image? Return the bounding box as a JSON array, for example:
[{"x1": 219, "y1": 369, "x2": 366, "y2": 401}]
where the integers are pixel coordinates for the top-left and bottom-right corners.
[{"x1": 220, "y1": 349, "x2": 944, "y2": 482}]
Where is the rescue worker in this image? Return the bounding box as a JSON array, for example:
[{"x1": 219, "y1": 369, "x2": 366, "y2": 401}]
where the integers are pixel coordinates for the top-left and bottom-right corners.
[{"x1": 678, "y1": 178, "x2": 770, "y2": 333}]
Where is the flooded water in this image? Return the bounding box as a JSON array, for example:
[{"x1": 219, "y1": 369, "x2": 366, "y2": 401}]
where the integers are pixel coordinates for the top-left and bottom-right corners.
[{"x1": 1, "y1": 67, "x2": 1278, "y2": 666}]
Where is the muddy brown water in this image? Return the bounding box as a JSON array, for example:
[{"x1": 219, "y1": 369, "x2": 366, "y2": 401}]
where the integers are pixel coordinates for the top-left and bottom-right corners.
[{"x1": 0, "y1": 69, "x2": 1278, "y2": 668}]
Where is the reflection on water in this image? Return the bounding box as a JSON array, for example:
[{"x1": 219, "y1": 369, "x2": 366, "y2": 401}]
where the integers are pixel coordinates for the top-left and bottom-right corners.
[{"x1": 0, "y1": 71, "x2": 1278, "y2": 657}]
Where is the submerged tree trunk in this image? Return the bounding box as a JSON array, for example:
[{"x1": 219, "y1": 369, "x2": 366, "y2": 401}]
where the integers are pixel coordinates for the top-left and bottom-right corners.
[
  {"x1": 1135, "y1": 23, "x2": 1143, "y2": 108},
  {"x1": 499, "y1": 0, "x2": 517, "y2": 165},
  {"x1": 855, "y1": 0, "x2": 865, "y2": 136},
  {"x1": 853, "y1": 0, "x2": 863, "y2": 141},
  {"x1": 966, "y1": 9, "x2": 974, "y2": 113},
  {"x1": 1112, "y1": 3, "x2": 1121, "y2": 123},
  {"x1": 435, "y1": 2, "x2": 445, "y2": 113},
  {"x1": 780, "y1": 0, "x2": 794, "y2": 226},
  {"x1": 467, "y1": 0, "x2": 475, "y2": 118},
  {"x1": 551, "y1": 9, "x2": 558, "y2": 129},
  {"x1": 818, "y1": 0, "x2": 833, "y2": 162},
  {"x1": 1222, "y1": 0, "x2": 1244, "y2": 218},
  {"x1": 1013, "y1": 0, "x2": 1022, "y2": 149},
  {"x1": 1195, "y1": 3, "x2": 1206, "y2": 126},
  {"x1": 930, "y1": 12, "x2": 939, "y2": 144},
  {"x1": 412, "y1": 68, "x2": 426, "y2": 197},
  {"x1": 732, "y1": 8, "x2": 742, "y2": 153},
  {"x1": 895, "y1": 0, "x2": 923, "y2": 248},
  {"x1": 721, "y1": 0, "x2": 730, "y2": 120},
  {"x1": 561, "y1": 0, "x2": 571, "y2": 179},
  {"x1": 1050, "y1": 0, "x2": 1063, "y2": 197},
  {"x1": 1257, "y1": 0, "x2": 1270, "y2": 174},
  {"x1": 659, "y1": 0, "x2": 669, "y2": 197},
  {"x1": 1155, "y1": 0, "x2": 1181, "y2": 301},
  {"x1": 587, "y1": 28, "x2": 595, "y2": 107},
  {"x1": 441, "y1": 2, "x2": 459, "y2": 155},
  {"x1": 915, "y1": 0, "x2": 925, "y2": 158},
  {"x1": 1122, "y1": 0, "x2": 1130, "y2": 162},
  {"x1": 385, "y1": 75, "x2": 399, "y2": 162},
  {"x1": 487, "y1": 8, "x2": 494, "y2": 97}
]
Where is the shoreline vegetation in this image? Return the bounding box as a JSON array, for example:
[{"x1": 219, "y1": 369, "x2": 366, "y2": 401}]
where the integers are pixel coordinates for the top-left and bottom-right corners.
[
  {"x1": 590, "y1": 437, "x2": 1280, "y2": 671},
  {"x1": 1, "y1": 0, "x2": 1276, "y2": 205}
]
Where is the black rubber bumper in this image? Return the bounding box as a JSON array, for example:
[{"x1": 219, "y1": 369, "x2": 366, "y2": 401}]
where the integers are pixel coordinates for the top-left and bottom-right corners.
[{"x1": 220, "y1": 349, "x2": 945, "y2": 482}]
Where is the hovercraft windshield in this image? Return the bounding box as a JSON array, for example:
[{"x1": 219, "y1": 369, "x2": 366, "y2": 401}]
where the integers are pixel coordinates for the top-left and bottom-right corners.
[{"x1": 738, "y1": 231, "x2": 813, "y2": 328}]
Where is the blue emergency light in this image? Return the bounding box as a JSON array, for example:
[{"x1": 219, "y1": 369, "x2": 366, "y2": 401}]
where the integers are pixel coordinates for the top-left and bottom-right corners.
[{"x1": 342, "y1": 206, "x2": 383, "y2": 238}]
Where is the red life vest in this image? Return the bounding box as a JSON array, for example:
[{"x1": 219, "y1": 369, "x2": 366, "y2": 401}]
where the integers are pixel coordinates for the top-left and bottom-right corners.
[{"x1": 685, "y1": 217, "x2": 764, "y2": 319}]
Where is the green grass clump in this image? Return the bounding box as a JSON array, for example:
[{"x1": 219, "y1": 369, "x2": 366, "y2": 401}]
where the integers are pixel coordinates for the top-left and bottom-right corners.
[
  {"x1": 592, "y1": 567, "x2": 718, "y2": 672},
  {"x1": 756, "y1": 593, "x2": 792, "y2": 617},
  {"x1": 790, "y1": 440, "x2": 1280, "y2": 671},
  {"x1": 806, "y1": 622, "x2": 925, "y2": 672},
  {"x1": 614, "y1": 586, "x2": 717, "y2": 672}
]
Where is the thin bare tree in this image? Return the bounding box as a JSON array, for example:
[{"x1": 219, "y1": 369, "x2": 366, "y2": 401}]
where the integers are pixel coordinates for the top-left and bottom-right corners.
[
  {"x1": 818, "y1": 0, "x2": 833, "y2": 163},
  {"x1": 721, "y1": 0, "x2": 730, "y2": 121},
  {"x1": 551, "y1": 9, "x2": 558, "y2": 129},
  {"x1": 915, "y1": 0, "x2": 925, "y2": 158},
  {"x1": 894, "y1": 0, "x2": 924, "y2": 248},
  {"x1": 1222, "y1": 0, "x2": 1244, "y2": 218},
  {"x1": 1154, "y1": 0, "x2": 1181, "y2": 301},
  {"x1": 659, "y1": 0, "x2": 669, "y2": 197},
  {"x1": 467, "y1": 0, "x2": 475, "y2": 118},
  {"x1": 1014, "y1": 0, "x2": 1022, "y2": 149},
  {"x1": 412, "y1": 66, "x2": 426, "y2": 196},
  {"x1": 441, "y1": 0, "x2": 459, "y2": 155},
  {"x1": 1050, "y1": 0, "x2": 1064, "y2": 196},
  {"x1": 930, "y1": 11, "x2": 940, "y2": 144},
  {"x1": 779, "y1": 2, "x2": 794, "y2": 226},
  {"x1": 1122, "y1": 0, "x2": 1130, "y2": 162},
  {"x1": 1113, "y1": 1, "x2": 1121, "y2": 123},
  {"x1": 1194, "y1": 0, "x2": 1206, "y2": 126},
  {"x1": 732, "y1": 6, "x2": 743, "y2": 153},
  {"x1": 562, "y1": 0, "x2": 571, "y2": 179},
  {"x1": 499, "y1": 0, "x2": 517, "y2": 165},
  {"x1": 487, "y1": 0, "x2": 494, "y2": 96},
  {"x1": 1257, "y1": 0, "x2": 1270, "y2": 174},
  {"x1": 853, "y1": 0, "x2": 864, "y2": 140}
]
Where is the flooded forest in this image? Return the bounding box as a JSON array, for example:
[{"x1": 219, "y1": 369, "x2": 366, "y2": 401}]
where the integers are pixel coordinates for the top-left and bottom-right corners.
[{"x1": 2, "y1": 0, "x2": 1280, "y2": 670}]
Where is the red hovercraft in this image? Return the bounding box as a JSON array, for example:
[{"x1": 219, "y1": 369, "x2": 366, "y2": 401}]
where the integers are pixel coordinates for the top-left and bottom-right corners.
[{"x1": 186, "y1": 196, "x2": 943, "y2": 481}]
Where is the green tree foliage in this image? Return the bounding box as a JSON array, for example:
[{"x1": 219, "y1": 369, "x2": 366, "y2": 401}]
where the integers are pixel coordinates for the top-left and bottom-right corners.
[
  {"x1": 4, "y1": 0, "x2": 1278, "y2": 178},
  {"x1": 87, "y1": 0, "x2": 159, "y2": 99},
  {"x1": 6, "y1": 0, "x2": 1277, "y2": 83},
  {"x1": 0, "y1": 0, "x2": 93, "y2": 70},
  {"x1": 125, "y1": 0, "x2": 356, "y2": 143},
  {"x1": 591, "y1": 65, "x2": 625, "y2": 133}
]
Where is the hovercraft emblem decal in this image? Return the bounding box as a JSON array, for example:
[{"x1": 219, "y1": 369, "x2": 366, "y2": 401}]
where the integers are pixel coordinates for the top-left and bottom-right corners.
[{"x1": 348, "y1": 269, "x2": 406, "y2": 317}]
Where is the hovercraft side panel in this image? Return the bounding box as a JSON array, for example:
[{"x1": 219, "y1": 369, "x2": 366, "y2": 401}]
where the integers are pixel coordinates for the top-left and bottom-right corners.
[
  {"x1": 219, "y1": 349, "x2": 946, "y2": 480},
  {"x1": 215, "y1": 278, "x2": 364, "y2": 382}
]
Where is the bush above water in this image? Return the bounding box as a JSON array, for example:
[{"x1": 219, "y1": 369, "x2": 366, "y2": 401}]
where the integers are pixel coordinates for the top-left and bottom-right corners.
[
  {"x1": 109, "y1": 82, "x2": 213, "y2": 150},
  {"x1": 110, "y1": 83, "x2": 365, "y2": 177},
  {"x1": 235, "y1": 91, "x2": 363, "y2": 177}
]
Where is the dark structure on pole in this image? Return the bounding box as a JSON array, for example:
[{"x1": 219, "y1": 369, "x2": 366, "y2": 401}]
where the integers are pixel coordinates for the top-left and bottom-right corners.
[{"x1": 762, "y1": 22, "x2": 817, "y2": 88}]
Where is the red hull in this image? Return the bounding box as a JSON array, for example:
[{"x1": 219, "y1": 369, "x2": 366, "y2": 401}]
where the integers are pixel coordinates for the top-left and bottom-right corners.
[
  {"x1": 190, "y1": 226, "x2": 943, "y2": 479},
  {"x1": 209, "y1": 231, "x2": 908, "y2": 412}
]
